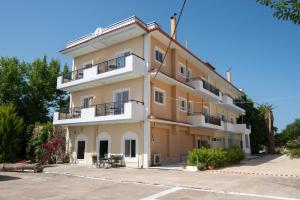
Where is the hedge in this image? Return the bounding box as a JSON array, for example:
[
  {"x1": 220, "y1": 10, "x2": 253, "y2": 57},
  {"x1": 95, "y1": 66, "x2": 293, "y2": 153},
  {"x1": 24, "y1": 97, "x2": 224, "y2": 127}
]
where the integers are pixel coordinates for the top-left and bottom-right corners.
[{"x1": 187, "y1": 146, "x2": 245, "y2": 169}]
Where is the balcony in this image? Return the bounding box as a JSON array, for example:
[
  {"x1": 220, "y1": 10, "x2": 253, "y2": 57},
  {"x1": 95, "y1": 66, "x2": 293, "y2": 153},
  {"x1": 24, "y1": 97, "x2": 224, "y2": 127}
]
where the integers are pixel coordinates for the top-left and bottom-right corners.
[
  {"x1": 187, "y1": 112, "x2": 224, "y2": 130},
  {"x1": 188, "y1": 77, "x2": 222, "y2": 102},
  {"x1": 57, "y1": 53, "x2": 146, "y2": 92},
  {"x1": 224, "y1": 121, "x2": 251, "y2": 134},
  {"x1": 220, "y1": 94, "x2": 245, "y2": 115},
  {"x1": 53, "y1": 100, "x2": 144, "y2": 126}
]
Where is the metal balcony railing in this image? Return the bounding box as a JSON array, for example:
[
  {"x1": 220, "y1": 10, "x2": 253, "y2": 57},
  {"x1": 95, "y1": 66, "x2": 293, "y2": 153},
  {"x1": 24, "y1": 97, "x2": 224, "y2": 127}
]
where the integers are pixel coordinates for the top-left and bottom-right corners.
[
  {"x1": 188, "y1": 112, "x2": 222, "y2": 126},
  {"x1": 204, "y1": 114, "x2": 222, "y2": 126},
  {"x1": 57, "y1": 100, "x2": 143, "y2": 120},
  {"x1": 60, "y1": 53, "x2": 144, "y2": 83},
  {"x1": 191, "y1": 77, "x2": 220, "y2": 96},
  {"x1": 58, "y1": 107, "x2": 81, "y2": 120},
  {"x1": 95, "y1": 100, "x2": 143, "y2": 116}
]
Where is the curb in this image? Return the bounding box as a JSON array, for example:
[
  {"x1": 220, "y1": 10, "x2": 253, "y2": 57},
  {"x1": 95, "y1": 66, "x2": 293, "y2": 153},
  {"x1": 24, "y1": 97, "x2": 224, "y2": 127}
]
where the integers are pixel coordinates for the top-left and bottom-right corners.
[{"x1": 207, "y1": 170, "x2": 300, "y2": 179}]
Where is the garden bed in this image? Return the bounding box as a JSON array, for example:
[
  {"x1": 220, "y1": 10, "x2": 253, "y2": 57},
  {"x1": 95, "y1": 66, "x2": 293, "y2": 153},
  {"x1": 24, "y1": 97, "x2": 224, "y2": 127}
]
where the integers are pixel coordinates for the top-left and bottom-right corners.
[{"x1": 186, "y1": 146, "x2": 245, "y2": 171}]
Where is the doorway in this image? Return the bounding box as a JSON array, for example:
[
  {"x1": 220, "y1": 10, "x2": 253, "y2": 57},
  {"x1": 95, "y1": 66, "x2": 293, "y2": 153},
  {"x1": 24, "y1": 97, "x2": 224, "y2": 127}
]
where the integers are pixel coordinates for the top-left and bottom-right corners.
[{"x1": 99, "y1": 140, "x2": 108, "y2": 158}]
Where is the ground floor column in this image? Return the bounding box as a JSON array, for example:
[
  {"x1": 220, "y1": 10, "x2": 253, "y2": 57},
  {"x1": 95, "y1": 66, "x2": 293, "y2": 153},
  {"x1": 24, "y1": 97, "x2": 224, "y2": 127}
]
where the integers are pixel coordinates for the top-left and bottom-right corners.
[{"x1": 143, "y1": 120, "x2": 151, "y2": 168}]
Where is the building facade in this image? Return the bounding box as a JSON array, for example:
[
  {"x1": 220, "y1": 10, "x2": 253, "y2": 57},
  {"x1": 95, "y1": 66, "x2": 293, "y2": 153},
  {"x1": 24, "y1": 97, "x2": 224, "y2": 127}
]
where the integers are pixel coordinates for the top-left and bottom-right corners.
[{"x1": 53, "y1": 16, "x2": 251, "y2": 168}]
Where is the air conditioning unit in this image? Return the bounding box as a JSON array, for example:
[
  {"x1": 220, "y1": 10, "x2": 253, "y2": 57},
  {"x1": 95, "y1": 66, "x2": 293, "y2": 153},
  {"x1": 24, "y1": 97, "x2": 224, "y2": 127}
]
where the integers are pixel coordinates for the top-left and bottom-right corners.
[{"x1": 153, "y1": 154, "x2": 161, "y2": 166}]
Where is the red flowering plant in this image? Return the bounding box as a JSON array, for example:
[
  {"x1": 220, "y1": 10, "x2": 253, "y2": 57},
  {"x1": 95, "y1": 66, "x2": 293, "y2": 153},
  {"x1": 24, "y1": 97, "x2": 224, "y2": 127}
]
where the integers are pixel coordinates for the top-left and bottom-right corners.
[{"x1": 40, "y1": 126, "x2": 66, "y2": 164}]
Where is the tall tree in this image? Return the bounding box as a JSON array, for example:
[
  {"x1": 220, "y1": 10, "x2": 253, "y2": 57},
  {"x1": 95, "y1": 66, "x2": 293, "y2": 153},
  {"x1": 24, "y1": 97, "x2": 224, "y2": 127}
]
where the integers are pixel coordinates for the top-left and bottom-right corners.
[
  {"x1": 258, "y1": 103, "x2": 276, "y2": 153},
  {"x1": 282, "y1": 118, "x2": 300, "y2": 141},
  {"x1": 0, "y1": 105, "x2": 24, "y2": 162},
  {"x1": 256, "y1": 0, "x2": 300, "y2": 25},
  {"x1": 0, "y1": 56, "x2": 69, "y2": 159},
  {"x1": 235, "y1": 96, "x2": 268, "y2": 154}
]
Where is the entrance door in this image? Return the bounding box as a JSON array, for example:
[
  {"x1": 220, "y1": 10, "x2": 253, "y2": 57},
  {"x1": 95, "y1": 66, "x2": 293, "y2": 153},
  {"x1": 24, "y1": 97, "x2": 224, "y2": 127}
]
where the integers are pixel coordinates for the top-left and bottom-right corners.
[
  {"x1": 114, "y1": 90, "x2": 129, "y2": 114},
  {"x1": 99, "y1": 140, "x2": 108, "y2": 158},
  {"x1": 77, "y1": 141, "x2": 85, "y2": 160}
]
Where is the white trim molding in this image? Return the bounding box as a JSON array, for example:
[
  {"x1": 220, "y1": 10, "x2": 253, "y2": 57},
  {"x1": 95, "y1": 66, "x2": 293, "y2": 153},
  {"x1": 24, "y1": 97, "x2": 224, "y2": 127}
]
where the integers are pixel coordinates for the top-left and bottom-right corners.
[
  {"x1": 74, "y1": 133, "x2": 88, "y2": 164},
  {"x1": 179, "y1": 96, "x2": 187, "y2": 112},
  {"x1": 121, "y1": 131, "x2": 139, "y2": 163},
  {"x1": 154, "y1": 87, "x2": 166, "y2": 106}
]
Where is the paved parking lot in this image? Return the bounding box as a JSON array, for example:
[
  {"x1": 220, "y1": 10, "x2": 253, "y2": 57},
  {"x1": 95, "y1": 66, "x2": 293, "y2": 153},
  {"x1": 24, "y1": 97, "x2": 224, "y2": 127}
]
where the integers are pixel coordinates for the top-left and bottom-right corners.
[{"x1": 1, "y1": 155, "x2": 300, "y2": 200}]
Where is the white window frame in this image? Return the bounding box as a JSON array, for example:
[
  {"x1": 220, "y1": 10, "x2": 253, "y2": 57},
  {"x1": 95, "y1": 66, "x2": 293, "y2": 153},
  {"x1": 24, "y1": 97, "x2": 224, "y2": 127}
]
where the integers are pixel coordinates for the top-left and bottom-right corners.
[
  {"x1": 115, "y1": 48, "x2": 132, "y2": 58},
  {"x1": 74, "y1": 134, "x2": 88, "y2": 164},
  {"x1": 154, "y1": 47, "x2": 165, "y2": 65},
  {"x1": 121, "y1": 131, "x2": 138, "y2": 162},
  {"x1": 188, "y1": 101, "x2": 193, "y2": 114},
  {"x1": 178, "y1": 62, "x2": 186, "y2": 78},
  {"x1": 96, "y1": 132, "x2": 112, "y2": 159},
  {"x1": 179, "y1": 97, "x2": 187, "y2": 112},
  {"x1": 113, "y1": 88, "x2": 130, "y2": 102},
  {"x1": 203, "y1": 105, "x2": 209, "y2": 115},
  {"x1": 81, "y1": 95, "x2": 95, "y2": 108},
  {"x1": 154, "y1": 87, "x2": 165, "y2": 106}
]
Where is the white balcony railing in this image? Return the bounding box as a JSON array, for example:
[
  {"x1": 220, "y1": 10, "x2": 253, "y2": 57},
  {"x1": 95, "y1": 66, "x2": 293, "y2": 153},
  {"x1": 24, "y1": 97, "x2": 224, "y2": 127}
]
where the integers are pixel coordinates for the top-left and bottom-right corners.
[
  {"x1": 221, "y1": 94, "x2": 245, "y2": 115},
  {"x1": 187, "y1": 113, "x2": 224, "y2": 130},
  {"x1": 53, "y1": 100, "x2": 144, "y2": 126},
  {"x1": 57, "y1": 54, "x2": 146, "y2": 92},
  {"x1": 188, "y1": 78, "x2": 222, "y2": 102}
]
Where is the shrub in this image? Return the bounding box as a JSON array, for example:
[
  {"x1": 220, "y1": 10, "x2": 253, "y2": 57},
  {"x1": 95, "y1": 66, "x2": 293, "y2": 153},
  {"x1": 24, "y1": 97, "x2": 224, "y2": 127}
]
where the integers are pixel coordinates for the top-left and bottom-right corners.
[
  {"x1": 197, "y1": 162, "x2": 206, "y2": 171},
  {"x1": 187, "y1": 147, "x2": 245, "y2": 170},
  {"x1": 0, "y1": 105, "x2": 24, "y2": 163},
  {"x1": 286, "y1": 137, "x2": 300, "y2": 159},
  {"x1": 26, "y1": 123, "x2": 66, "y2": 164}
]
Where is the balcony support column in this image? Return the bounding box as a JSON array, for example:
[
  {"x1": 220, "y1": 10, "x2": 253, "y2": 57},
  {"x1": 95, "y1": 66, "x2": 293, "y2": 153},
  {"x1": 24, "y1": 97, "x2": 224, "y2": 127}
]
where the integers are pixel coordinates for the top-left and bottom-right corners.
[{"x1": 143, "y1": 33, "x2": 151, "y2": 168}]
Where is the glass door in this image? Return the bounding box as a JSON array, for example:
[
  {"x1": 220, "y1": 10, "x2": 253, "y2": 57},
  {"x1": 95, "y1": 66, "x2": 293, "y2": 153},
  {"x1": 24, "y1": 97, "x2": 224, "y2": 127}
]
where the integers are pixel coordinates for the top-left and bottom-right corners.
[
  {"x1": 99, "y1": 140, "x2": 108, "y2": 158},
  {"x1": 114, "y1": 90, "x2": 129, "y2": 114}
]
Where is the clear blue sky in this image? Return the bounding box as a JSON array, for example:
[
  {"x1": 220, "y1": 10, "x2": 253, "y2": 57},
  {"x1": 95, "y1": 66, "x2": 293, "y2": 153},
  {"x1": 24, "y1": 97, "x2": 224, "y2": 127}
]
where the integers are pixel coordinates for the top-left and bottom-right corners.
[{"x1": 0, "y1": 0, "x2": 299, "y2": 131}]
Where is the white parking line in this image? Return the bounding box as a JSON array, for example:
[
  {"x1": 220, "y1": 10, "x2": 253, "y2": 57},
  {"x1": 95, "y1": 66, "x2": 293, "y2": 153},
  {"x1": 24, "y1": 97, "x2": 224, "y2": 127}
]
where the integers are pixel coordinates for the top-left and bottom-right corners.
[
  {"x1": 184, "y1": 187, "x2": 300, "y2": 200},
  {"x1": 140, "y1": 187, "x2": 182, "y2": 200},
  {"x1": 45, "y1": 171, "x2": 300, "y2": 200}
]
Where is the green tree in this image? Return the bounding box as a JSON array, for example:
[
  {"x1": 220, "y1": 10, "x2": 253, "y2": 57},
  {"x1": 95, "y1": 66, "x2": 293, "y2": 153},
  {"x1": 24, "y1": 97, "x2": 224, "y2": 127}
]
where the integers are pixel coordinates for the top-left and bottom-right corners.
[
  {"x1": 0, "y1": 105, "x2": 24, "y2": 162},
  {"x1": 0, "y1": 57, "x2": 27, "y2": 116},
  {"x1": 282, "y1": 118, "x2": 300, "y2": 141},
  {"x1": 0, "y1": 56, "x2": 69, "y2": 160},
  {"x1": 235, "y1": 96, "x2": 268, "y2": 154},
  {"x1": 256, "y1": 0, "x2": 300, "y2": 25}
]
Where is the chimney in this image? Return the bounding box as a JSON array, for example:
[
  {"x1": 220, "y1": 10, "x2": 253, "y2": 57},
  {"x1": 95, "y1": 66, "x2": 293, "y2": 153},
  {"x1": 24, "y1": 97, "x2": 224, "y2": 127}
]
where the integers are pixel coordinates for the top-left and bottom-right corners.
[
  {"x1": 227, "y1": 67, "x2": 232, "y2": 83},
  {"x1": 170, "y1": 13, "x2": 177, "y2": 40}
]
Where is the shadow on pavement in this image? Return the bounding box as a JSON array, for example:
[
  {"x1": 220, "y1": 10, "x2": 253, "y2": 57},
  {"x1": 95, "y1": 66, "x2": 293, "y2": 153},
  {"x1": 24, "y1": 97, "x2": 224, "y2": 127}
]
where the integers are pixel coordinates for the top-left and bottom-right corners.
[
  {"x1": 0, "y1": 174, "x2": 21, "y2": 181},
  {"x1": 240, "y1": 154, "x2": 283, "y2": 166}
]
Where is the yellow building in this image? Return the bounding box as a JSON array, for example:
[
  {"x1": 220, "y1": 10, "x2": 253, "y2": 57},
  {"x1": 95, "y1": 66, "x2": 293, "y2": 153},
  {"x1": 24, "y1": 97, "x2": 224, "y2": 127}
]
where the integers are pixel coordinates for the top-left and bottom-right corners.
[{"x1": 53, "y1": 16, "x2": 251, "y2": 168}]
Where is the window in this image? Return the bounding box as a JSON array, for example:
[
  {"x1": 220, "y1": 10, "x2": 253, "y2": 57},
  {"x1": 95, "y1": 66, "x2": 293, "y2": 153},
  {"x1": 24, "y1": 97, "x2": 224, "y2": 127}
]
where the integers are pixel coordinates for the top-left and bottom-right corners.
[
  {"x1": 187, "y1": 69, "x2": 192, "y2": 81},
  {"x1": 245, "y1": 135, "x2": 249, "y2": 148},
  {"x1": 125, "y1": 139, "x2": 136, "y2": 158},
  {"x1": 115, "y1": 49, "x2": 131, "y2": 68},
  {"x1": 113, "y1": 89, "x2": 129, "y2": 114},
  {"x1": 155, "y1": 48, "x2": 164, "y2": 63},
  {"x1": 197, "y1": 137, "x2": 209, "y2": 148},
  {"x1": 203, "y1": 106, "x2": 209, "y2": 115},
  {"x1": 77, "y1": 141, "x2": 85, "y2": 159},
  {"x1": 188, "y1": 101, "x2": 193, "y2": 114},
  {"x1": 154, "y1": 87, "x2": 165, "y2": 105},
  {"x1": 179, "y1": 97, "x2": 187, "y2": 112},
  {"x1": 82, "y1": 96, "x2": 94, "y2": 108},
  {"x1": 178, "y1": 63, "x2": 186, "y2": 77}
]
